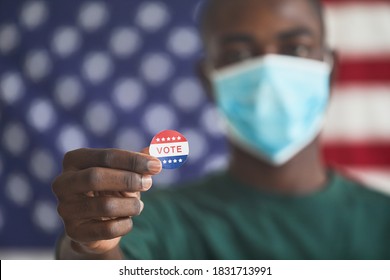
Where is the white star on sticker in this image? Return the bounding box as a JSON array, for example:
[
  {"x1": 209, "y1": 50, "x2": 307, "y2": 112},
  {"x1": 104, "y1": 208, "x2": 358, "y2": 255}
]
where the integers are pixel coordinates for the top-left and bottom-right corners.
[
  {"x1": 162, "y1": 137, "x2": 165, "y2": 141},
  {"x1": 156, "y1": 138, "x2": 160, "y2": 142},
  {"x1": 163, "y1": 160, "x2": 167, "y2": 164},
  {"x1": 172, "y1": 137, "x2": 176, "y2": 141},
  {"x1": 168, "y1": 160, "x2": 172, "y2": 163},
  {"x1": 167, "y1": 137, "x2": 171, "y2": 141},
  {"x1": 173, "y1": 159, "x2": 177, "y2": 163},
  {"x1": 177, "y1": 136, "x2": 181, "y2": 140},
  {"x1": 178, "y1": 159, "x2": 182, "y2": 163}
]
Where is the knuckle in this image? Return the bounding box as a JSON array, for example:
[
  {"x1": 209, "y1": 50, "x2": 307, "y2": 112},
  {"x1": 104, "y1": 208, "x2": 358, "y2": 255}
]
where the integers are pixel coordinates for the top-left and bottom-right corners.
[
  {"x1": 75, "y1": 197, "x2": 92, "y2": 217},
  {"x1": 99, "y1": 197, "x2": 116, "y2": 216},
  {"x1": 123, "y1": 173, "x2": 139, "y2": 191},
  {"x1": 99, "y1": 222, "x2": 119, "y2": 239},
  {"x1": 123, "y1": 173, "x2": 132, "y2": 190},
  {"x1": 101, "y1": 150, "x2": 114, "y2": 167},
  {"x1": 119, "y1": 218, "x2": 134, "y2": 236},
  {"x1": 51, "y1": 173, "x2": 72, "y2": 198},
  {"x1": 87, "y1": 219, "x2": 133, "y2": 240},
  {"x1": 128, "y1": 154, "x2": 140, "y2": 171},
  {"x1": 85, "y1": 167, "x2": 102, "y2": 188}
]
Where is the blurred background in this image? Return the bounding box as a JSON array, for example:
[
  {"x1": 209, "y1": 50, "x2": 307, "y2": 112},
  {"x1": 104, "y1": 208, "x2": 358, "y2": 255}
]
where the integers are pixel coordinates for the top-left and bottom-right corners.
[{"x1": 0, "y1": 0, "x2": 389, "y2": 259}]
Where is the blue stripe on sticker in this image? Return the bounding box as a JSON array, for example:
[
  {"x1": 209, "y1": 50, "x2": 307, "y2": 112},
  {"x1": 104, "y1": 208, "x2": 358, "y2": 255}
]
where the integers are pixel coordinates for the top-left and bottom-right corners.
[{"x1": 157, "y1": 155, "x2": 188, "y2": 169}]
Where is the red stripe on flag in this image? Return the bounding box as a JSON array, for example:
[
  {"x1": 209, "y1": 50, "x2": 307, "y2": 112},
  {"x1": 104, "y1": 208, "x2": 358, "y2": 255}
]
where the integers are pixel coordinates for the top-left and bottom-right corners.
[
  {"x1": 335, "y1": 58, "x2": 390, "y2": 84},
  {"x1": 323, "y1": 0, "x2": 389, "y2": 4},
  {"x1": 322, "y1": 143, "x2": 390, "y2": 167}
]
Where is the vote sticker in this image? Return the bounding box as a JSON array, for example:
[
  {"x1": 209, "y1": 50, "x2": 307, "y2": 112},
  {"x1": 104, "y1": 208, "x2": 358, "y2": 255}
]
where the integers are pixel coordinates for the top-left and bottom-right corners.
[{"x1": 149, "y1": 130, "x2": 189, "y2": 169}]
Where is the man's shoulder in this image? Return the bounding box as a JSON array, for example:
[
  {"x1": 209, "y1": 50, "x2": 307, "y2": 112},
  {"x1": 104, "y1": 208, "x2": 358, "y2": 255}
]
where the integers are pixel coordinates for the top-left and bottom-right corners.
[{"x1": 332, "y1": 169, "x2": 390, "y2": 203}]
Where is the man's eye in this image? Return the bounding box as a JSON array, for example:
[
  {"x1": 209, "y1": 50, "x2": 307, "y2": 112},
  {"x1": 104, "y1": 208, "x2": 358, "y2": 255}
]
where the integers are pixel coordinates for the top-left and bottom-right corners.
[
  {"x1": 280, "y1": 45, "x2": 311, "y2": 57},
  {"x1": 222, "y1": 49, "x2": 253, "y2": 64}
]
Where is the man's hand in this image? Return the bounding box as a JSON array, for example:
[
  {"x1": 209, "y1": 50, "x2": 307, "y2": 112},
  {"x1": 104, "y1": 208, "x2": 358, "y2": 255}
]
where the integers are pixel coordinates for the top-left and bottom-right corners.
[{"x1": 52, "y1": 148, "x2": 162, "y2": 258}]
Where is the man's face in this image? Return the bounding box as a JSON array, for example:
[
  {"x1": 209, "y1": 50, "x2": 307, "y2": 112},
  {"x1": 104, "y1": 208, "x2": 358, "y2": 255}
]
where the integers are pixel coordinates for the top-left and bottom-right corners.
[{"x1": 204, "y1": 0, "x2": 324, "y2": 69}]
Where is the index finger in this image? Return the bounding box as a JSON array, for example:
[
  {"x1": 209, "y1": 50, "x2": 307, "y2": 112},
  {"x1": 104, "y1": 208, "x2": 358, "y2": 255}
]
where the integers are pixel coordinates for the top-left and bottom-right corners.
[{"x1": 63, "y1": 148, "x2": 162, "y2": 175}]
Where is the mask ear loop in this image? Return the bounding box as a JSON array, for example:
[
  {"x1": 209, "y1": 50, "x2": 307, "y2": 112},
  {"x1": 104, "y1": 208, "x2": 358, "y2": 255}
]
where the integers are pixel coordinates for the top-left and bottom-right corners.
[{"x1": 323, "y1": 47, "x2": 334, "y2": 69}]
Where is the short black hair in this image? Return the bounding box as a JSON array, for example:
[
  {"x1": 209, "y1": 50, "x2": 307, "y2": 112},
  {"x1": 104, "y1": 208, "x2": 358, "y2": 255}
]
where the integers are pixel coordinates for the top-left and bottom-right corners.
[{"x1": 199, "y1": 0, "x2": 324, "y2": 40}]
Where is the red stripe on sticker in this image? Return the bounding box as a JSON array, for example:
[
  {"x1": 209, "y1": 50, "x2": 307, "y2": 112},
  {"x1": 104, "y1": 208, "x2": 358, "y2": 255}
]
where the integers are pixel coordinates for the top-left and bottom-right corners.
[
  {"x1": 150, "y1": 130, "x2": 188, "y2": 145},
  {"x1": 322, "y1": 143, "x2": 390, "y2": 167}
]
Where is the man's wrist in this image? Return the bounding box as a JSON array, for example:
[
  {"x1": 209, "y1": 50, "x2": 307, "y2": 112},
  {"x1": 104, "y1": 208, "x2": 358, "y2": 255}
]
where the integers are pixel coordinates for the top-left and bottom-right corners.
[{"x1": 55, "y1": 233, "x2": 124, "y2": 260}]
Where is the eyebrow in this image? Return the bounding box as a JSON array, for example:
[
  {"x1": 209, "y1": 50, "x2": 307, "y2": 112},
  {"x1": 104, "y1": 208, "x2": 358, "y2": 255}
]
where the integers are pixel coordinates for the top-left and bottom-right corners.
[
  {"x1": 277, "y1": 27, "x2": 314, "y2": 40},
  {"x1": 220, "y1": 34, "x2": 256, "y2": 46},
  {"x1": 219, "y1": 27, "x2": 315, "y2": 46}
]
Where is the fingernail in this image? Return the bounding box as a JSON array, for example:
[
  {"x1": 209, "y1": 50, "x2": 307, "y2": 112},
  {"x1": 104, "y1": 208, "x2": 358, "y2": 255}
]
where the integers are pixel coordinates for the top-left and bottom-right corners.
[
  {"x1": 147, "y1": 160, "x2": 162, "y2": 173},
  {"x1": 141, "y1": 175, "x2": 152, "y2": 190},
  {"x1": 139, "y1": 200, "x2": 144, "y2": 213}
]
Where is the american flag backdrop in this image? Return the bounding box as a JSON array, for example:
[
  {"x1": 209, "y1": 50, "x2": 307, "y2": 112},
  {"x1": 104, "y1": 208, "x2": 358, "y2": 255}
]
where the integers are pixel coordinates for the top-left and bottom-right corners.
[
  {"x1": 321, "y1": 0, "x2": 390, "y2": 193},
  {"x1": 0, "y1": 0, "x2": 389, "y2": 257}
]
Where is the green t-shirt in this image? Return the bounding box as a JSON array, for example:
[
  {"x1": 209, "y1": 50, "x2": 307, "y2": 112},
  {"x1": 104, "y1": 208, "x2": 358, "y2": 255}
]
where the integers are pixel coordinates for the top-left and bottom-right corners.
[{"x1": 120, "y1": 171, "x2": 390, "y2": 259}]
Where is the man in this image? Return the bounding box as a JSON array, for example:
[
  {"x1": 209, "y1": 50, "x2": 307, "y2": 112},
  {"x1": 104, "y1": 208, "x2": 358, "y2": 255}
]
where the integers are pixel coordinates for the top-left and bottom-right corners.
[{"x1": 52, "y1": 0, "x2": 390, "y2": 259}]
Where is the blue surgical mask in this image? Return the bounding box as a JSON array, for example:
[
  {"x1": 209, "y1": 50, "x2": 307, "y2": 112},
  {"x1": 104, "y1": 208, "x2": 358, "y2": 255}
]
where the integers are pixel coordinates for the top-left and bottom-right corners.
[{"x1": 211, "y1": 54, "x2": 331, "y2": 165}]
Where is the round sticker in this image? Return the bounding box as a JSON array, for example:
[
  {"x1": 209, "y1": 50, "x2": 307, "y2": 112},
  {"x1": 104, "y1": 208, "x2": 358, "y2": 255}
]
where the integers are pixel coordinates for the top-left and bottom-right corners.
[{"x1": 149, "y1": 130, "x2": 189, "y2": 169}]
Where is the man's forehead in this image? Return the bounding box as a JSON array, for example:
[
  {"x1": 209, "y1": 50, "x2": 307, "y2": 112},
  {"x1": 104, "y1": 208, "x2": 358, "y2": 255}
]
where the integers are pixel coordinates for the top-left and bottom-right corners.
[
  {"x1": 200, "y1": 0, "x2": 322, "y2": 36},
  {"x1": 202, "y1": 0, "x2": 319, "y2": 15}
]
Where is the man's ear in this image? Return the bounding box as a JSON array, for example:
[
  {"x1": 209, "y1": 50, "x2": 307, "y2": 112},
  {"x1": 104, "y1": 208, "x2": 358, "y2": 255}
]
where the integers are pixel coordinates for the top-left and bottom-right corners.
[{"x1": 196, "y1": 58, "x2": 215, "y2": 102}]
